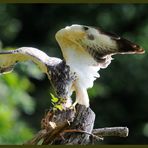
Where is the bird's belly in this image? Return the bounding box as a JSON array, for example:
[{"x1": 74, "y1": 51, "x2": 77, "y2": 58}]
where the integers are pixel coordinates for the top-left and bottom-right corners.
[
  {"x1": 63, "y1": 47, "x2": 100, "y2": 89},
  {"x1": 68, "y1": 63, "x2": 100, "y2": 89}
]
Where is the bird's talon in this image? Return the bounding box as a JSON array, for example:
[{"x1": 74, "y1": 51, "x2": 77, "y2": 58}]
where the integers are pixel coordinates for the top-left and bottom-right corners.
[{"x1": 69, "y1": 101, "x2": 77, "y2": 112}]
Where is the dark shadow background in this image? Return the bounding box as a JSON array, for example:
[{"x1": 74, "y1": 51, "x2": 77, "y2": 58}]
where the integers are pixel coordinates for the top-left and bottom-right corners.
[{"x1": 0, "y1": 4, "x2": 148, "y2": 144}]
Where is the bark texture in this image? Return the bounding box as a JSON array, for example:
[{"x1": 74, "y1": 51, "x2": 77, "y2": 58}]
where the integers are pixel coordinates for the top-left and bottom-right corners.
[{"x1": 24, "y1": 104, "x2": 128, "y2": 145}]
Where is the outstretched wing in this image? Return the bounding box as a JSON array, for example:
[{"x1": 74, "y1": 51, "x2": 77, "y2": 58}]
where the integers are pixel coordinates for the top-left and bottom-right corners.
[
  {"x1": 0, "y1": 47, "x2": 51, "y2": 74},
  {"x1": 93, "y1": 26, "x2": 144, "y2": 55}
]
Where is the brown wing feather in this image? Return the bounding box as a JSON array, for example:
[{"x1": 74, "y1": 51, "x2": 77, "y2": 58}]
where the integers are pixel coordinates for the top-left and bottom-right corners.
[
  {"x1": 94, "y1": 26, "x2": 121, "y2": 40},
  {"x1": 82, "y1": 26, "x2": 145, "y2": 64},
  {"x1": 96, "y1": 27, "x2": 144, "y2": 54}
]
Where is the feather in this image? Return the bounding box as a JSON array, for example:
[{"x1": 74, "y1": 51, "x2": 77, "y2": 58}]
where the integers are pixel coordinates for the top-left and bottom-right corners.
[{"x1": 0, "y1": 47, "x2": 61, "y2": 75}]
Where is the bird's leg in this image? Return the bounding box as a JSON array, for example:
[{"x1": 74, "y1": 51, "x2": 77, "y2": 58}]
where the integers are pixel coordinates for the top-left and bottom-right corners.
[
  {"x1": 69, "y1": 100, "x2": 78, "y2": 112},
  {"x1": 74, "y1": 82, "x2": 89, "y2": 108},
  {"x1": 72, "y1": 101, "x2": 78, "y2": 107},
  {"x1": 65, "y1": 85, "x2": 77, "y2": 111}
]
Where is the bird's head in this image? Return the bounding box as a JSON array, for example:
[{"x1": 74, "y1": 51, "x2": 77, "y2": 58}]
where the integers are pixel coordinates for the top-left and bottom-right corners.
[
  {"x1": 55, "y1": 24, "x2": 86, "y2": 50},
  {"x1": 56, "y1": 24, "x2": 145, "y2": 56}
]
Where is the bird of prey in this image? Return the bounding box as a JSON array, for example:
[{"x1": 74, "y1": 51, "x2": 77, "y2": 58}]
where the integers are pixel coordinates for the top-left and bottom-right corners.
[{"x1": 0, "y1": 24, "x2": 144, "y2": 108}]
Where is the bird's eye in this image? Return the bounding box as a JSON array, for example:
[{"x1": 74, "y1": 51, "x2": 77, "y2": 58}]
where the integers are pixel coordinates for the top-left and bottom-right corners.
[
  {"x1": 87, "y1": 34, "x2": 95, "y2": 40},
  {"x1": 83, "y1": 26, "x2": 89, "y2": 31}
]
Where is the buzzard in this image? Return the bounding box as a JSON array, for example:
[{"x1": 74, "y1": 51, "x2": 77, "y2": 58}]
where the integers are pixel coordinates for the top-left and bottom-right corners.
[{"x1": 0, "y1": 24, "x2": 144, "y2": 108}]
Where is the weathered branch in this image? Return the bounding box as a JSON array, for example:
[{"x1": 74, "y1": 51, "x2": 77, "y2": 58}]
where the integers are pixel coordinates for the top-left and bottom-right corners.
[
  {"x1": 93, "y1": 127, "x2": 129, "y2": 137},
  {"x1": 24, "y1": 104, "x2": 129, "y2": 145}
]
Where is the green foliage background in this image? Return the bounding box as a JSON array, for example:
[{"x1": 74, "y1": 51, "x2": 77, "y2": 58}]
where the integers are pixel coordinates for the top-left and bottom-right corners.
[{"x1": 0, "y1": 4, "x2": 148, "y2": 144}]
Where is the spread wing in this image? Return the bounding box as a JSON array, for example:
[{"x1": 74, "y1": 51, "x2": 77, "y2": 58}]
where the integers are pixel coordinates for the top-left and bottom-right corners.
[{"x1": 0, "y1": 47, "x2": 51, "y2": 74}]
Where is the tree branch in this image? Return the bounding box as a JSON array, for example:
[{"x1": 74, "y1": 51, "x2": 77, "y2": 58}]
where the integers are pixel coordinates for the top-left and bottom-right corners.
[
  {"x1": 24, "y1": 130, "x2": 46, "y2": 145},
  {"x1": 24, "y1": 104, "x2": 129, "y2": 145},
  {"x1": 93, "y1": 127, "x2": 129, "y2": 137}
]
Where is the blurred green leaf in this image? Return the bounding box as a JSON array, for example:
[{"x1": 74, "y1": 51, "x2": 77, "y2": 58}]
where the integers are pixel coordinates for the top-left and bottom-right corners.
[{"x1": 50, "y1": 93, "x2": 59, "y2": 103}]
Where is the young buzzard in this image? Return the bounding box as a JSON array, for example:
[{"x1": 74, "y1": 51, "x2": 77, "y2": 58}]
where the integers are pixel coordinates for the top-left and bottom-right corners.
[{"x1": 0, "y1": 25, "x2": 144, "y2": 107}]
